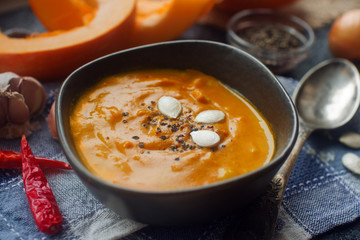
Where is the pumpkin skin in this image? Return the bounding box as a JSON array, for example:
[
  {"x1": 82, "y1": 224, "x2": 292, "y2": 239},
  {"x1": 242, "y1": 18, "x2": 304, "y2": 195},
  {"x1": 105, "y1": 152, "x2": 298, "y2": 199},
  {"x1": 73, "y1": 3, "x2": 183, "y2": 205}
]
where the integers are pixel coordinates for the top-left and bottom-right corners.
[{"x1": 0, "y1": 0, "x2": 136, "y2": 81}]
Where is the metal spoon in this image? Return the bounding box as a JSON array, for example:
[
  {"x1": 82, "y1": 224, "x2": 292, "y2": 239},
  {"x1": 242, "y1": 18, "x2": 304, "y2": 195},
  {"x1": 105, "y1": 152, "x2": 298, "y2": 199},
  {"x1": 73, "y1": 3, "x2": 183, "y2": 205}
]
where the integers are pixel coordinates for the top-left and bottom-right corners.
[{"x1": 225, "y1": 58, "x2": 360, "y2": 239}]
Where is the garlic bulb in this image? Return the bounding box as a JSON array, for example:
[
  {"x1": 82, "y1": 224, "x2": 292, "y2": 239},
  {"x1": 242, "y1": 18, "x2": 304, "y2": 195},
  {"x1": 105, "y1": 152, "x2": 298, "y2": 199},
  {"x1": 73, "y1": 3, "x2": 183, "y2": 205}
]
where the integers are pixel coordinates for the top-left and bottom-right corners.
[{"x1": 0, "y1": 72, "x2": 47, "y2": 138}]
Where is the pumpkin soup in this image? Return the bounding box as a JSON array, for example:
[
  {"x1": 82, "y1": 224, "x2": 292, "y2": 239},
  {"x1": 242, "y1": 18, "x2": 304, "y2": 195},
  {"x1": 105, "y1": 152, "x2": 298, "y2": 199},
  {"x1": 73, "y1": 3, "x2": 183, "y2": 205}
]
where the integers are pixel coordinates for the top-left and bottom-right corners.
[{"x1": 70, "y1": 69, "x2": 274, "y2": 190}]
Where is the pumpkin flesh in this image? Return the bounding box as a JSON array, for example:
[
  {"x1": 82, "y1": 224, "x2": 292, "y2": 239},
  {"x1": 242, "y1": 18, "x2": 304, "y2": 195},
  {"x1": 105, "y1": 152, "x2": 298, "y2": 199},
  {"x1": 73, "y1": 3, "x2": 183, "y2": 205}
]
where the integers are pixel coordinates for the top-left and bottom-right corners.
[{"x1": 0, "y1": 0, "x2": 136, "y2": 81}]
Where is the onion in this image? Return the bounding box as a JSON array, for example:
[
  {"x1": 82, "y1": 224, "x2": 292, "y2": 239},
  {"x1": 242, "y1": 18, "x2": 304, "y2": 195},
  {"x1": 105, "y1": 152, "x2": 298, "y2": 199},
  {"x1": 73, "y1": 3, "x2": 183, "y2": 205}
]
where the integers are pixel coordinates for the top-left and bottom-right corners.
[{"x1": 328, "y1": 9, "x2": 360, "y2": 60}]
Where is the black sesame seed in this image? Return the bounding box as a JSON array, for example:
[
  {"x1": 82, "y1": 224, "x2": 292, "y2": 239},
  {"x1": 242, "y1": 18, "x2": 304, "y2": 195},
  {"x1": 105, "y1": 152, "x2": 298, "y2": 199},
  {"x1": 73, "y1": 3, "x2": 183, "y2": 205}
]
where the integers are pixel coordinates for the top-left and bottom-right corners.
[
  {"x1": 147, "y1": 106, "x2": 153, "y2": 110},
  {"x1": 160, "y1": 122, "x2": 167, "y2": 126},
  {"x1": 189, "y1": 124, "x2": 194, "y2": 129},
  {"x1": 147, "y1": 116, "x2": 152, "y2": 121},
  {"x1": 139, "y1": 142, "x2": 144, "y2": 148},
  {"x1": 156, "y1": 127, "x2": 162, "y2": 133},
  {"x1": 151, "y1": 101, "x2": 155, "y2": 105},
  {"x1": 221, "y1": 144, "x2": 226, "y2": 148},
  {"x1": 164, "y1": 116, "x2": 168, "y2": 120},
  {"x1": 122, "y1": 112, "x2": 129, "y2": 116},
  {"x1": 132, "y1": 136, "x2": 139, "y2": 140},
  {"x1": 171, "y1": 125, "x2": 178, "y2": 132},
  {"x1": 189, "y1": 145, "x2": 195, "y2": 150},
  {"x1": 175, "y1": 157, "x2": 180, "y2": 161},
  {"x1": 192, "y1": 128, "x2": 198, "y2": 132},
  {"x1": 160, "y1": 135, "x2": 167, "y2": 140},
  {"x1": 142, "y1": 124, "x2": 147, "y2": 128},
  {"x1": 123, "y1": 120, "x2": 127, "y2": 123},
  {"x1": 170, "y1": 145, "x2": 177, "y2": 151}
]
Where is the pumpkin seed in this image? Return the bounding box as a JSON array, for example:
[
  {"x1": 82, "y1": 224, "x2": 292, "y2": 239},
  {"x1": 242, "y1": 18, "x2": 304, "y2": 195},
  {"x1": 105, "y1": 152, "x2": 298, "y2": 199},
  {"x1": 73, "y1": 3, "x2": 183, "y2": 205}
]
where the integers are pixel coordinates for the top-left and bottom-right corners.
[
  {"x1": 157, "y1": 96, "x2": 182, "y2": 118},
  {"x1": 339, "y1": 132, "x2": 360, "y2": 149},
  {"x1": 194, "y1": 110, "x2": 225, "y2": 124},
  {"x1": 342, "y1": 152, "x2": 360, "y2": 174},
  {"x1": 190, "y1": 130, "x2": 220, "y2": 147}
]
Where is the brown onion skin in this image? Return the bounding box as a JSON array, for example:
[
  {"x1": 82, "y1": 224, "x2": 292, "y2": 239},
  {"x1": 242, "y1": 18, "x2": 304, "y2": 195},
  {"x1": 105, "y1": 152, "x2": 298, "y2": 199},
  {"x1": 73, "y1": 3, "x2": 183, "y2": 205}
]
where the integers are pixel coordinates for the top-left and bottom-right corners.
[{"x1": 329, "y1": 9, "x2": 360, "y2": 60}]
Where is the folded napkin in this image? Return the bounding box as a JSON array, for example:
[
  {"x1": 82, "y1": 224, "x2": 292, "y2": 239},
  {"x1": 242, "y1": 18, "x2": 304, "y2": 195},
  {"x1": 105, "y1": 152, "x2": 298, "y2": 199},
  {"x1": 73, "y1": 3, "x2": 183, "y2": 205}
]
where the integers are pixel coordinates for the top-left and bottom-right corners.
[{"x1": 1, "y1": 77, "x2": 359, "y2": 240}]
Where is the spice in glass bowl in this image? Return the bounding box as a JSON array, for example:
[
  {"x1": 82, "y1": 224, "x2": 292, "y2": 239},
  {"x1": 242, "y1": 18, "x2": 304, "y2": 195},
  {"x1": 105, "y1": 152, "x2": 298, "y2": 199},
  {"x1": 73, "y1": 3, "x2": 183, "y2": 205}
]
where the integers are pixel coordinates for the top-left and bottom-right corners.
[
  {"x1": 236, "y1": 25, "x2": 303, "y2": 51},
  {"x1": 227, "y1": 9, "x2": 314, "y2": 74}
]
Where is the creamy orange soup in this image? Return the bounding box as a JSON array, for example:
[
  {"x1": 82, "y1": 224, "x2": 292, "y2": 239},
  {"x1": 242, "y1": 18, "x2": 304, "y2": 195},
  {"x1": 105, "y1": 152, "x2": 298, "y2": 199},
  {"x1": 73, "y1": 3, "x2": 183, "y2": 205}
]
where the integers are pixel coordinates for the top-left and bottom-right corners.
[{"x1": 70, "y1": 69, "x2": 274, "y2": 190}]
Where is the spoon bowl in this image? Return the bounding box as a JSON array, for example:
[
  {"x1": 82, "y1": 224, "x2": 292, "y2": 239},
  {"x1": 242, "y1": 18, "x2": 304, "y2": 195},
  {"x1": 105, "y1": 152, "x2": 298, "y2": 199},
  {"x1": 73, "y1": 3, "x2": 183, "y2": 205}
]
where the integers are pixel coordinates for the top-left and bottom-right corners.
[{"x1": 294, "y1": 59, "x2": 360, "y2": 130}]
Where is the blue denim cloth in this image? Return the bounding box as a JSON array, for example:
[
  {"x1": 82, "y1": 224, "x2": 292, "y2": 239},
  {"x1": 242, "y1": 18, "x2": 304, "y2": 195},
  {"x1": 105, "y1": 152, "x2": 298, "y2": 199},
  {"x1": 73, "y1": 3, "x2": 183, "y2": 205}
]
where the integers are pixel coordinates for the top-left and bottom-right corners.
[{"x1": 1, "y1": 77, "x2": 360, "y2": 239}]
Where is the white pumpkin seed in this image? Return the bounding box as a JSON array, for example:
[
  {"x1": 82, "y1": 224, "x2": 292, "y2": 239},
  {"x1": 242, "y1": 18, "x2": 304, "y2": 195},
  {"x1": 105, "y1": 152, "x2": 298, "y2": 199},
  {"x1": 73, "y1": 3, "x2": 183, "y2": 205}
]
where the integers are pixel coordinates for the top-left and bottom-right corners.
[
  {"x1": 194, "y1": 110, "x2": 225, "y2": 124},
  {"x1": 342, "y1": 152, "x2": 360, "y2": 175},
  {"x1": 190, "y1": 130, "x2": 220, "y2": 147},
  {"x1": 339, "y1": 132, "x2": 360, "y2": 149},
  {"x1": 157, "y1": 96, "x2": 182, "y2": 118}
]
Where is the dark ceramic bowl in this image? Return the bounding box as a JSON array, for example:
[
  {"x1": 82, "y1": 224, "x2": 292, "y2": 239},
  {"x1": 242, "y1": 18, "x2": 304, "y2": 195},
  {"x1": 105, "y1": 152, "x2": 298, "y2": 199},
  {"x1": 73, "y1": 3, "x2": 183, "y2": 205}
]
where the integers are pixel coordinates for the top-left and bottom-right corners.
[{"x1": 56, "y1": 40, "x2": 298, "y2": 225}]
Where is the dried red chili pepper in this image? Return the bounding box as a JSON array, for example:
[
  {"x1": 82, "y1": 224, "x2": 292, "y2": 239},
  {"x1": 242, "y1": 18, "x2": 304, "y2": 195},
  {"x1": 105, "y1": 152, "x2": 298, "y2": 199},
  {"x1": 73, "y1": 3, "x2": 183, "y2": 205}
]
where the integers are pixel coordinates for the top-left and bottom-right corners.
[
  {"x1": 21, "y1": 135, "x2": 63, "y2": 235},
  {"x1": 0, "y1": 150, "x2": 72, "y2": 169}
]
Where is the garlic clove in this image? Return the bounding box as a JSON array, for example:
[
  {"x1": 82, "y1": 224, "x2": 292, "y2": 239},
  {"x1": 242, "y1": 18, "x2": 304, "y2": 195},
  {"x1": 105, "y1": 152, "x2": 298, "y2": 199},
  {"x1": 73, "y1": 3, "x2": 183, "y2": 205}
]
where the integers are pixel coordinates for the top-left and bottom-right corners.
[
  {"x1": 0, "y1": 72, "x2": 19, "y2": 91},
  {"x1": 8, "y1": 77, "x2": 22, "y2": 92},
  {"x1": 158, "y1": 96, "x2": 182, "y2": 118},
  {"x1": 7, "y1": 92, "x2": 30, "y2": 124},
  {"x1": 47, "y1": 101, "x2": 58, "y2": 139},
  {"x1": 339, "y1": 132, "x2": 360, "y2": 149},
  {"x1": 18, "y1": 76, "x2": 47, "y2": 115},
  {"x1": 194, "y1": 110, "x2": 225, "y2": 124},
  {"x1": 0, "y1": 95, "x2": 8, "y2": 127},
  {"x1": 190, "y1": 130, "x2": 220, "y2": 148},
  {"x1": 342, "y1": 152, "x2": 360, "y2": 174}
]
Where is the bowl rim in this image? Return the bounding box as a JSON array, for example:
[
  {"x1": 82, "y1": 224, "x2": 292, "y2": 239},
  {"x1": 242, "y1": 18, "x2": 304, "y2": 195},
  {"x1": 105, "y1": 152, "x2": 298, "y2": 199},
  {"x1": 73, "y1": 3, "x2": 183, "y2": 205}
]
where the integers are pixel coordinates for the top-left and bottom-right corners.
[
  {"x1": 226, "y1": 8, "x2": 315, "y2": 56},
  {"x1": 56, "y1": 39, "x2": 298, "y2": 196}
]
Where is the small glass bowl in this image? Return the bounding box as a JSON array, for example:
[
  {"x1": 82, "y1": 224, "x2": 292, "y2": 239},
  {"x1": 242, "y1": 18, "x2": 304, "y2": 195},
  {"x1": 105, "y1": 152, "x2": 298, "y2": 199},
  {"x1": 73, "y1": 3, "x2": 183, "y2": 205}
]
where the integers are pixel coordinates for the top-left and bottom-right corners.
[{"x1": 227, "y1": 9, "x2": 315, "y2": 74}]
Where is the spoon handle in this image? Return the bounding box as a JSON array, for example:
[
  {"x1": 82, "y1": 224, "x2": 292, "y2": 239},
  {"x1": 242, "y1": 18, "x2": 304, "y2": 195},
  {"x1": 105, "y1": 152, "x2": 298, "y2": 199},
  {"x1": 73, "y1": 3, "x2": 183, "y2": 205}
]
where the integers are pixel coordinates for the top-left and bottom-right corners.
[
  {"x1": 276, "y1": 125, "x2": 312, "y2": 198},
  {"x1": 225, "y1": 125, "x2": 312, "y2": 240}
]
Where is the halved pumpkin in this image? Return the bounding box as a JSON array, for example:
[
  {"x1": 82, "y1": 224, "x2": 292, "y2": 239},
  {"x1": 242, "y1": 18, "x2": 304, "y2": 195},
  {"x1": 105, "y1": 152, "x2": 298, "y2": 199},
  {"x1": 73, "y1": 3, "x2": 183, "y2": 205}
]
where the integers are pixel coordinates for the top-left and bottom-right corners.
[
  {"x1": 129, "y1": 0, "x2": 216, "y2": 46},
  {"x1": 30, "y1": 0, "x2": 216, "y2": 47},
  {"x1": 0, "y1": 0, "x2": 136, "y2": 81},
  {"x1": 0, "y1": 0, "x2": 215, "y2": 81}
]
